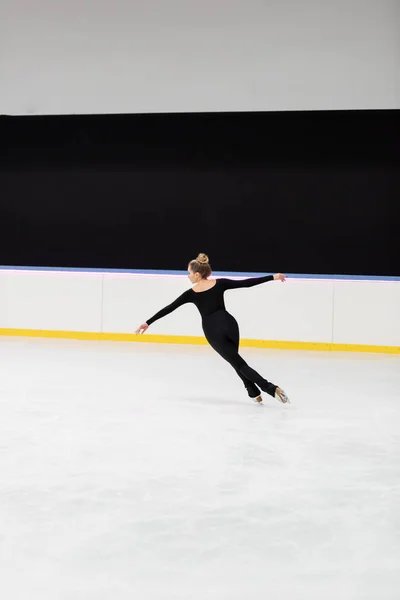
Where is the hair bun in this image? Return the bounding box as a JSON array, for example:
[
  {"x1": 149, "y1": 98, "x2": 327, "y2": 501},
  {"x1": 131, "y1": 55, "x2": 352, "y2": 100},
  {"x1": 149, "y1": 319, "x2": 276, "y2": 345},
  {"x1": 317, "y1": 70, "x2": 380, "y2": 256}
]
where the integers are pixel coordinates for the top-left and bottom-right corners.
[{"x1": 196, "y1": 253, "x2": 209, "y2": 264}]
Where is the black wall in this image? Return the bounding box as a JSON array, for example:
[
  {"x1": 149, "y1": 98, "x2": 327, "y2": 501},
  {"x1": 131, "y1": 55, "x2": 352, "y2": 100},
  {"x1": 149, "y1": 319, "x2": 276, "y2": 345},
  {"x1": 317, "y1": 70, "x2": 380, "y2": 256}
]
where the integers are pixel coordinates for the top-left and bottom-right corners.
[{"x1": 1, "y1": 110, "x2": 399, "y2": 275}]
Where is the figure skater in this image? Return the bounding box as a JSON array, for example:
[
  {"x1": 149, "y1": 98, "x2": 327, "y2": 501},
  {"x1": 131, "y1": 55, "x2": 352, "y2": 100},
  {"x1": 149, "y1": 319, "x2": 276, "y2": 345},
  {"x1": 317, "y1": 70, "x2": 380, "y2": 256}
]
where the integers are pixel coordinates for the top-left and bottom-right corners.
[{"x1": 135, "y1": 254, "x2": 289, "y2": 404}]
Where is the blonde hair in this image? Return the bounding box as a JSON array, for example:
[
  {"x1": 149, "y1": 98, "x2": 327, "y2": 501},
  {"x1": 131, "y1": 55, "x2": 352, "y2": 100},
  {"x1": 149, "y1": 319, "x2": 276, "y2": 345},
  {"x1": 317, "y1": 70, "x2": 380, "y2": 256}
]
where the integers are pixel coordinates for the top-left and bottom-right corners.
[{"x1": 189, "y1": 253, "x2": 212, "y2": 279}]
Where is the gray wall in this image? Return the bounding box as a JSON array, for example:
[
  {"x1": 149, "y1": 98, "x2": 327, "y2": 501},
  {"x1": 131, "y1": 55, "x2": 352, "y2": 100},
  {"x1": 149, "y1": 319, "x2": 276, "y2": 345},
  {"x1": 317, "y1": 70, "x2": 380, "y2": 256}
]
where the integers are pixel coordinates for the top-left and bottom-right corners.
[{"x1": 1, "y1": 0, "x2": 399, "y2": 115}]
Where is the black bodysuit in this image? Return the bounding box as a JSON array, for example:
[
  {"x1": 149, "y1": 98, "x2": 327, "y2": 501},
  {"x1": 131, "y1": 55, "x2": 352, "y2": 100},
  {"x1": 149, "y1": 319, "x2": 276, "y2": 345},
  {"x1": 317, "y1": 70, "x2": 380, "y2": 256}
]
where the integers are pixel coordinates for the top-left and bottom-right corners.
[{"x1": 147, "y1": 275, "x2": 277, "y2": 398}]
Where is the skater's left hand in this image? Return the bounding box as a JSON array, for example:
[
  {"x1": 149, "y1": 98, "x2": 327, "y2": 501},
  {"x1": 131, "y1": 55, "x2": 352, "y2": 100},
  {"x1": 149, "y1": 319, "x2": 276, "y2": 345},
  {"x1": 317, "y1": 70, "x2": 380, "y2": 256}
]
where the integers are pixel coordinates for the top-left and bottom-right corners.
[
  {"x1": 273, "y1": 273, "x2": 286, "y2": 282},
  {"x1": 135, "y1": 323, "x2": 149, "y2": 334}
]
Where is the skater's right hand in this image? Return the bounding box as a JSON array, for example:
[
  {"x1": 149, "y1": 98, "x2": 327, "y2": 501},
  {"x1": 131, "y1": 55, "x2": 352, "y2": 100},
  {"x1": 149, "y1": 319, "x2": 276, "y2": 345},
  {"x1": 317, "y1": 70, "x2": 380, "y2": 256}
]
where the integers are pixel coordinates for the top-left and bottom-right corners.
[{"x1": 135, "y1": 323, "x2": 149, "y2": 335}]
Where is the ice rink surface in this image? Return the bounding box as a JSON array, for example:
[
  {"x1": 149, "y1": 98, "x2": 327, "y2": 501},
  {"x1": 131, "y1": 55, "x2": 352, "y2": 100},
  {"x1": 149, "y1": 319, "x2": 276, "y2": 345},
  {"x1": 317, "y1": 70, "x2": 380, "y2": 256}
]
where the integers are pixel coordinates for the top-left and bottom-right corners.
[{"x1": 0, "y1": 337, "x2": 399, "y2": 599}]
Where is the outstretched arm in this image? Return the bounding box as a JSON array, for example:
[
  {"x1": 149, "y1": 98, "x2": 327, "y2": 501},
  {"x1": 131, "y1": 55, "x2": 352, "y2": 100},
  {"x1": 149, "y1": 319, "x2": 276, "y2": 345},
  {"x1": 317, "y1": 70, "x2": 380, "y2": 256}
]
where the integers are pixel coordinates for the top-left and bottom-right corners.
[
  {"x1": 219, "y1": 273, "x2": 286, "y2": 291},
  {"x1": 136, "y1": 290, "x2": 192, "y2": 334}
]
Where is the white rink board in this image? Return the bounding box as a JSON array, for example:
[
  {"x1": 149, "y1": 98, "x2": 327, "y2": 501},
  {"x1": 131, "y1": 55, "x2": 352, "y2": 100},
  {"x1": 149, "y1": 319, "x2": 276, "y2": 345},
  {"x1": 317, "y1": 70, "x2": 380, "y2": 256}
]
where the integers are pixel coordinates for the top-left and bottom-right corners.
[
  {"x1": 0, "y1": 270, "x2": 102, "y2": 332},
  {"x1": 333, "y1": 280, "x2": 400, "y2": 347},
  {"x1": 0, "y1": 269, "x2": 399, "y2": 348}
]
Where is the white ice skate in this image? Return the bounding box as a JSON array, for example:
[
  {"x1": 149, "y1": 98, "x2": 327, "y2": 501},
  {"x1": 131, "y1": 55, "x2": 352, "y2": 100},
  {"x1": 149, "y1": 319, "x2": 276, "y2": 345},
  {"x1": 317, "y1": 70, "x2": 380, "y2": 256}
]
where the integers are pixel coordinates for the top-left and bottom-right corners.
[
  {"x1": 275, "y1": 387, "x2": 290, "y2": 403},
  {"x1": 252, "y1": 395, "x2": 263, "y2": 404}
]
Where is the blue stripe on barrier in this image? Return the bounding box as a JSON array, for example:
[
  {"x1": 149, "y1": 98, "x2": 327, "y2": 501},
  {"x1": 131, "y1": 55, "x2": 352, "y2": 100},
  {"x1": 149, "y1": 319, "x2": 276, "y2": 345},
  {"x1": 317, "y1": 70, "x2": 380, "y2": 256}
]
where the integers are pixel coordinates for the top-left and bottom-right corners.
[{"x1": 0, "y1": 265, "x2": 399, "y2": 281}]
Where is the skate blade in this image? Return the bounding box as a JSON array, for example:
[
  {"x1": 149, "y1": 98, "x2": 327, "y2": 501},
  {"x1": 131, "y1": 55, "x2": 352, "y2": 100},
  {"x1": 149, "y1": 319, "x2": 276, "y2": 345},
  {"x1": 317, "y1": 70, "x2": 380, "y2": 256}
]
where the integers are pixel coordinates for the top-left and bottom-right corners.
[
  {"x1": 275, "y1": 389, "x2": 290, "y2": 404},
  {"x1": 252, "y1": 395, "x2": 263, "y2": 404}
]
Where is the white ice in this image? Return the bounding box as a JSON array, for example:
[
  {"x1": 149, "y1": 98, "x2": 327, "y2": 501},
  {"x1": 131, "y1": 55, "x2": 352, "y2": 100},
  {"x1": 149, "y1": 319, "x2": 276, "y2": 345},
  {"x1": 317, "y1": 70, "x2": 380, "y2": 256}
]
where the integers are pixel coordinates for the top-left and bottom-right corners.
[{"x1": 0, "y1": 337, "x2": 399, "y2": 600}]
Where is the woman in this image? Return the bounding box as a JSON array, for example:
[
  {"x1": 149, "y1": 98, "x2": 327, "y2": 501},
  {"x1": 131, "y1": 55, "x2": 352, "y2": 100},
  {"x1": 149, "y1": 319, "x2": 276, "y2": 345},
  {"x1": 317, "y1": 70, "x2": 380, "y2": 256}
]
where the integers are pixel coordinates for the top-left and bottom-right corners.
[{"x1": 136, "y1": 254, "x2": 289, "y2": 404}]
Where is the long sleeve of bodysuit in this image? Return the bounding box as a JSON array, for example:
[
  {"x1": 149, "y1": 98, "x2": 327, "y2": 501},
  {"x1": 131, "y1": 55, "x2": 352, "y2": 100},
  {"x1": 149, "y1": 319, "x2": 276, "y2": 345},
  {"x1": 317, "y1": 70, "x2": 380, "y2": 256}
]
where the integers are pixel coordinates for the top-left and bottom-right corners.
[
  {"x1": 219, "y1": 274, "x2": 274, "y2": 290},
  {"x1": 146, "y1": 290, "x2": 192, "y2": 326}
]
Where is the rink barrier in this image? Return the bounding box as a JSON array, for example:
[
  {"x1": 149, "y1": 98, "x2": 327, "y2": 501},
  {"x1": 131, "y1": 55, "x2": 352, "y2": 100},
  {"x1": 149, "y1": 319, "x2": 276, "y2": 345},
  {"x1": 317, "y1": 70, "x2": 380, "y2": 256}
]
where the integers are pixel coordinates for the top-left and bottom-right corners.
[
  {"x1": 0, "y1": 329, "x2": 399, "y2": 354},
  {"x1": 1, "y1": 267, "x2": 399, "y2": 354}
]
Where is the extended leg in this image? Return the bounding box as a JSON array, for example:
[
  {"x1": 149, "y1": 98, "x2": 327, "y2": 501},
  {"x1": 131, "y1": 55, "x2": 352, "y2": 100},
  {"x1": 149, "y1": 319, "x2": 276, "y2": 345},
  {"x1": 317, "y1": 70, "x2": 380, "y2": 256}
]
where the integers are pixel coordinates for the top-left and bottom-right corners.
[
  {"x1": 205, "y1": 329, "x2": 277, "y2": 398},
  {"x1": 222, "y1": 313, "x2": 262, "y2": 399},
  {"x1": 233, "y1": 366, "x2": 262, "y2": 399},
  {"x1": 203, "y1": 311, "x2": 287, "y2": 401}
]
